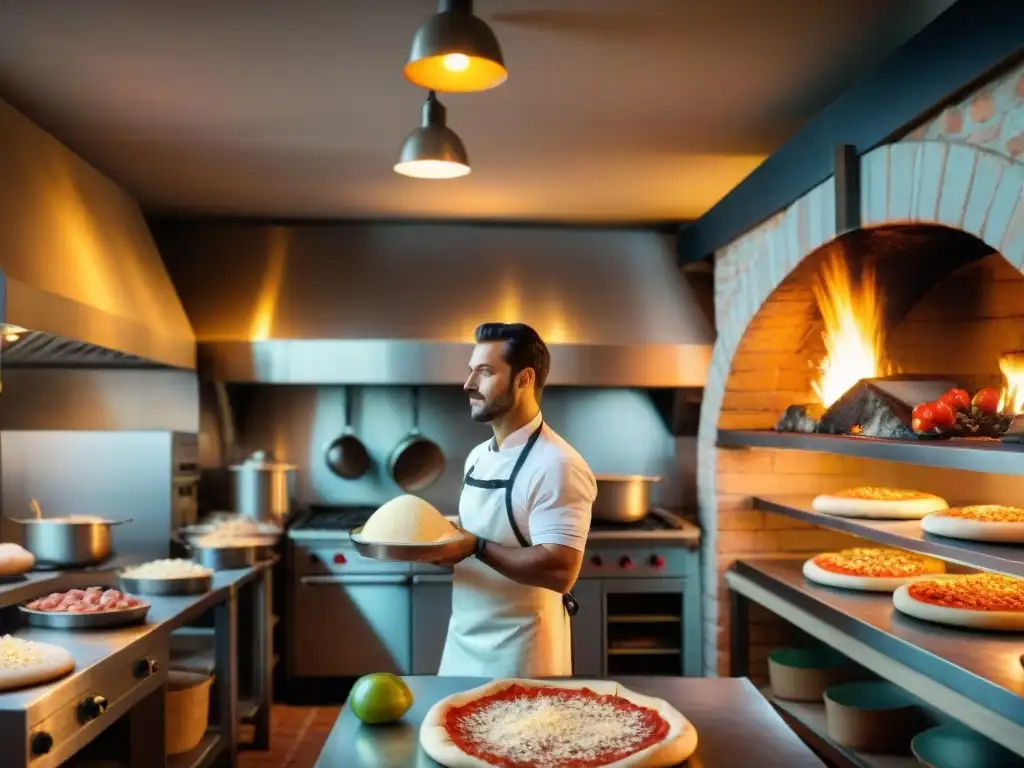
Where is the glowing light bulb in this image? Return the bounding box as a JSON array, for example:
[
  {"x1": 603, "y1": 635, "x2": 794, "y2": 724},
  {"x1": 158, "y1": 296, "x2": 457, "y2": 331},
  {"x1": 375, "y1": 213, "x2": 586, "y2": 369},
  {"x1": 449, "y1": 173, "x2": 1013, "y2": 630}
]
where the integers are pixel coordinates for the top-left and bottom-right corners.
[{"x1": 443, "y1": 53, "x2": 470, "y2": 72}]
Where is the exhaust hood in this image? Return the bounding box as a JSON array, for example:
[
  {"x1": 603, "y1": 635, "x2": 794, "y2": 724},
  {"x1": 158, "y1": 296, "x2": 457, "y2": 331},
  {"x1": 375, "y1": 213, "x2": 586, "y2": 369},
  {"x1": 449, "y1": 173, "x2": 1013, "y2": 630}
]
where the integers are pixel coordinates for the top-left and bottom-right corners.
[
  {"x1": 0, "y1": 98, "x2": 195, "y2": 370},
  {"x1": 155, "y1": 221, "x2": 714, "y2": 387}
]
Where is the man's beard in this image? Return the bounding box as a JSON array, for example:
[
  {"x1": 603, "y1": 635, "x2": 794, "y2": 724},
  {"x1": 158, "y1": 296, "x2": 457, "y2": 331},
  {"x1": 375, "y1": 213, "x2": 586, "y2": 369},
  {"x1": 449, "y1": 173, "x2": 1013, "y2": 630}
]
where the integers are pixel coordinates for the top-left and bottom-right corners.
[{"x1": 468, "y1": 388, "x2": 515, "y2": 423}]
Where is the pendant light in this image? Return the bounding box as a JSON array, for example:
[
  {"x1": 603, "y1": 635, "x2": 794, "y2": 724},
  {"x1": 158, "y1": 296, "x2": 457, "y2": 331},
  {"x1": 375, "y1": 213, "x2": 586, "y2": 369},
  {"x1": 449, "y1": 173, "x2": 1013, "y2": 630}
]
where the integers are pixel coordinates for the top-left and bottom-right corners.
[
  {"x1": 394, "y1": 91, "x2": 471, "y2": 179},
  {"x1": 404, "y1": 0, "x2": 507, "y2": 93}
]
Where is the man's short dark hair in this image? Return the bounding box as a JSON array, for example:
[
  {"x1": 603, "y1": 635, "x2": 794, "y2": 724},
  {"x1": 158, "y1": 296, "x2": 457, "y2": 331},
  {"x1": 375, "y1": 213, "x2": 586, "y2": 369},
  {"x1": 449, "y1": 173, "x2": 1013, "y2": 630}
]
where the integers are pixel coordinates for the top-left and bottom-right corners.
[{"x1": 474, "y1": 322, "x2": 551, "y2": 393}]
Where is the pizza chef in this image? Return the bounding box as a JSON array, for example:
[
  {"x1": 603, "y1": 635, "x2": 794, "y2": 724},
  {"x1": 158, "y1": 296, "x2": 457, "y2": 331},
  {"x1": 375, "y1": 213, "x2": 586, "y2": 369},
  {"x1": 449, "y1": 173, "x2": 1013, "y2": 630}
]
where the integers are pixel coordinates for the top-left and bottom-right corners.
[{"x1": 430, "y1": 322, "x2": 597, "y2": 678}]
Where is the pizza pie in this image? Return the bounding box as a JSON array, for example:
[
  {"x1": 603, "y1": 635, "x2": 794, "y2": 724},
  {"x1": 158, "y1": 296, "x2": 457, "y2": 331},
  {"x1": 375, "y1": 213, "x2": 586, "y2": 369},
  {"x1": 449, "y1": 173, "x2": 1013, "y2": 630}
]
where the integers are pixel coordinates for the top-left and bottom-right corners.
[
  {"x1": 812, "y1": 487, "x2": 948, "y2": 519},
  {"x1": 803, "y1": 548, "x2": 946, "y2": 591},
  {"x1": 893, "y1": 573, "x2": 1024, "y2": 630},
  {"x1": 921, "y1": 505, "x2": 1024, "y2": 543},
  {"x1": 0, "y1": 634, "x2": 75, "y2": 692},
  {"x1": 419, "y1": 678, "x2": 697, "y2": 768}
]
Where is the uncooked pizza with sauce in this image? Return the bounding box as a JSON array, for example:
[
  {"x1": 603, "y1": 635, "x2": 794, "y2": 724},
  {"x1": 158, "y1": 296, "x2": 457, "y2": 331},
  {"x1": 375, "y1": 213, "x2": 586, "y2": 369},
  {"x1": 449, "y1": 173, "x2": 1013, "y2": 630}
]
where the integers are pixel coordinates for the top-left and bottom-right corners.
[
  {"x1": 921, "y1": 505, "x2": 1024, "y2": 543},
  {"x1": 419, "y1": 678, "x2": 697, "y2": 768},
  {"x1": 812, "y1": 487, "x2": 948, "y2": 519},
  {"x1": 893, "y1": 572, "x2": 1024, "y2": 631},
  {"x1": 803, "y1": 547, "x2": 946, "y2": 592}
]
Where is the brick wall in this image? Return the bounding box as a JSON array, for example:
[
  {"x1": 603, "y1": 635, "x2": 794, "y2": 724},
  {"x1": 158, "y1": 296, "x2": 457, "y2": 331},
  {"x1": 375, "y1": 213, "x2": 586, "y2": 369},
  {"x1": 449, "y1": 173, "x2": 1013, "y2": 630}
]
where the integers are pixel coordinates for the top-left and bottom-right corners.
[{"x1": 697, "y1": 66, "x2": 1024, "y2": 677}]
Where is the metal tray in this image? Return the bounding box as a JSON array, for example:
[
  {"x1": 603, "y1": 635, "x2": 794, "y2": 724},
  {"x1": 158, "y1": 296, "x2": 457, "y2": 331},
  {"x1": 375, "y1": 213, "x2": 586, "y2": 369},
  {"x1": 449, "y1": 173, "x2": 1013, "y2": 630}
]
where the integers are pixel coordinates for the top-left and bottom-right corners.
[
  {"x1": 189, "y1": 543, "x2": 276, "y2": 570},
  {"x1": 119, "y1": 573, "x2": 212, "y2": 596},
  {"x1": 350, "y1": 527, "x2": 467, "y2": 563},
  {"x1": 19, "y1": 602, "x2": 150, "y2": 629}
]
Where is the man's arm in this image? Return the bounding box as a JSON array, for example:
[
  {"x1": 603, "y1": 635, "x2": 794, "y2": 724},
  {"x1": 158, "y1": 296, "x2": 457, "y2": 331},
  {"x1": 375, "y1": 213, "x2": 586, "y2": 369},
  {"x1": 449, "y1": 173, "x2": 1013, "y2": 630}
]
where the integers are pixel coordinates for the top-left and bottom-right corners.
[{"x1": 477, "y1": 542, "x2": 582, "y2": 593}]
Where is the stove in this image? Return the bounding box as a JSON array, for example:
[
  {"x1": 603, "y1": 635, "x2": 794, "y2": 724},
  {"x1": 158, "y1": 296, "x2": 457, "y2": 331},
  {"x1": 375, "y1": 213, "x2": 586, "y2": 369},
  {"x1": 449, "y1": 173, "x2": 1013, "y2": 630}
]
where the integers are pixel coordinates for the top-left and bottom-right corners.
[{"x1": 291, "y1": 506, "x2": 378, "y2": 532}]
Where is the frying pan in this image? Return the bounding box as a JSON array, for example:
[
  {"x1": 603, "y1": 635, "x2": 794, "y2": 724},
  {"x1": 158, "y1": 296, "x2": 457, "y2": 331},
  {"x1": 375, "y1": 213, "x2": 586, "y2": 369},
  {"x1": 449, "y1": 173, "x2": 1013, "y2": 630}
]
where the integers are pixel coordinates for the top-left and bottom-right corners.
[
  {"x1": 326, "y1": 387, "x2": 371, "y2": 480},
  {"x1": 389, "y1": 387, "x2": 446, "y2": 492}
]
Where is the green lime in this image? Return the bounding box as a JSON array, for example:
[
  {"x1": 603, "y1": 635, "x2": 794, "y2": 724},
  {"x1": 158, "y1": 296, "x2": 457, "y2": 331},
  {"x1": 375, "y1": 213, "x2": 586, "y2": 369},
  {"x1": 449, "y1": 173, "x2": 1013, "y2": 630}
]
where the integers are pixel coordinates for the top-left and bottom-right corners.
[{"x1": 349, "y1": 673, "x2": 413, "y2": 724}]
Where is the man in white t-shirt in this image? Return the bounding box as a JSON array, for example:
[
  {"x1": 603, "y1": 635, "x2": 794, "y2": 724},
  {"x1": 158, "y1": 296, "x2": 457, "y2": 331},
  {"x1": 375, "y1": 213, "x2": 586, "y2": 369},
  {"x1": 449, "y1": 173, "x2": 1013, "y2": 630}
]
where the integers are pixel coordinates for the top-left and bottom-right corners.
[{"x1": 433, "y1": 322, "x2": 597, "y2": 677}]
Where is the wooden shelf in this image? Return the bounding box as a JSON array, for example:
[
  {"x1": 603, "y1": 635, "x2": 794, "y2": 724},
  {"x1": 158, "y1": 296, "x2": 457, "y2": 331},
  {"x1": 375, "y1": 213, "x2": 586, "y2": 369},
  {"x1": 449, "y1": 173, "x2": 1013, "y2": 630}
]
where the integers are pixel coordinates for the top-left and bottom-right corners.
[
  {"x1": 755, "y1": 495, "x2": 1024, "y2": 578},
  {"x1": 725, "y1": 558, "x2": 1024, "y2": 756},
  {"x1": 760, "y1": 687, "x2": 918, "y2": 768},
  {"x1": 717, "y1": 429, "x2": 1024, "y2": 476}
]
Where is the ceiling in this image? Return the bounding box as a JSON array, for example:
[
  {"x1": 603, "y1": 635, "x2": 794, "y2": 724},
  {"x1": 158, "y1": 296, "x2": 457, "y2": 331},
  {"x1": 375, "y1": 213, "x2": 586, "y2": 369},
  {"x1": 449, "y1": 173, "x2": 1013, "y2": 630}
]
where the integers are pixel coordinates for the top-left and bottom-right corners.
[{"x1": 0, "y1": 0, "x2": 957, "y2": 223}]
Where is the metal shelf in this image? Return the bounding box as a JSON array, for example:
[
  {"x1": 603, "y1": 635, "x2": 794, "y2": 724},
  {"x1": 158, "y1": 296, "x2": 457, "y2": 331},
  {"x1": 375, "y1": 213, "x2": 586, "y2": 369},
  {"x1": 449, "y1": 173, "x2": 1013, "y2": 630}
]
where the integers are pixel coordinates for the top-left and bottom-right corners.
[
  {"x1": 717, "y1": 429, "x2": 1024, "y2": 475},
  {"x1": 167, "y1": 732, "x2": 223, "y2": 768},
  {"x1": 759, "y1": 687, "x2": 917, "y2": 768},
  {"x1": 755, "y1": 495, "x2": 1024, "y2": 578},
  {"x1": 725, "y1": 558, "x2": 1024, "y2": 755}
]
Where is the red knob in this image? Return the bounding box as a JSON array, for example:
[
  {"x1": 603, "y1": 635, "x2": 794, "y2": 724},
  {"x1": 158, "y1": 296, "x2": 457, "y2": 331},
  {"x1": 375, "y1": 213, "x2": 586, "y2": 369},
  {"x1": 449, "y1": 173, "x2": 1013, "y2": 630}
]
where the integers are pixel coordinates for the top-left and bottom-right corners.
[
  {"x1": 650, "y1": 555, "x2": 665, "y2": 568},
  {"x1": 590, "y1": 555, "x2": 603, "y2": 566},
  {"x1": 333, "y1": 553, "x2": 347, "y2": 565},
  {"x1": 619, "y1": 556, "x2": 633, "y2": 569}
]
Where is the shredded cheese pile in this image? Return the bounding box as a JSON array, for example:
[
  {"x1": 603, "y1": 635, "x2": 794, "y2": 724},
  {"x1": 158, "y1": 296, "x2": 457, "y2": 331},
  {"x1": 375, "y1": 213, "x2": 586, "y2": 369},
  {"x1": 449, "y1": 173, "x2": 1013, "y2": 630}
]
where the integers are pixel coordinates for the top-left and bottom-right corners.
[
  {"x1": 0, "y1": 635, "x2": 45, "y2": 669},
  {"x1": 455, "y1": 693, "x2": 655, "y2": 766},
  {"x1": 834, "y1": 487, "x2": 929, "y2": 500},
  {"x1": 815, "y1": 548, "x2": 938, "y2": 577},
  {"x1": 122, "y1": 558, "x2": 212, "y2": 579},
  {"x1": 937, "y1": 505, "x2": 1024, "y2": 523},
  {"x1": 910, "y1": 573, "x2": 1024, "y2": 611}
]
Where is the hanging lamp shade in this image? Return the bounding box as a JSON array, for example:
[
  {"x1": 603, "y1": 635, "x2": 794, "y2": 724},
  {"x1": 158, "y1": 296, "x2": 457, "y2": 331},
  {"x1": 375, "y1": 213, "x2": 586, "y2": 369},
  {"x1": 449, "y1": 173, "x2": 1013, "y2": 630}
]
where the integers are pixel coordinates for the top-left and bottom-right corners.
[
  {"x1": 394, "y1": 91, "x2": 471, "y2": 179},
  {"x1": 404, "y1": 0, "x2": 507, "y2": 93}
]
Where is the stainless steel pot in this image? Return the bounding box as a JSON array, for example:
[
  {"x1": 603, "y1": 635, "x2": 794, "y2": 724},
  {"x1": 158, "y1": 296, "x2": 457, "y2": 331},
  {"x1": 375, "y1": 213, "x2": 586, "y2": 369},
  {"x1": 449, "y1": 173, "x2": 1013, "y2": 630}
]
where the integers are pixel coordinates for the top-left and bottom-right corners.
[
  {"x1": 230, "y1": 450, "x2": 295, "y2": 523},
  {"x1": 12, "y1": 516, "x2": 131, "y2": 567},
  {"x1": 592, "y1": 475, "x2": 661, "y2": 523}
]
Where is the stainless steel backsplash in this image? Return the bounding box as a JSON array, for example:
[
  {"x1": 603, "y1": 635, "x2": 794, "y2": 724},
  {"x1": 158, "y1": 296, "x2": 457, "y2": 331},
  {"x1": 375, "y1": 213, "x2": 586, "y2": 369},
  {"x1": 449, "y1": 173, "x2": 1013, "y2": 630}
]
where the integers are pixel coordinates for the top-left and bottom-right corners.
[{"x1": 210, "y1": 385, "x2": 694, "y2": 514}]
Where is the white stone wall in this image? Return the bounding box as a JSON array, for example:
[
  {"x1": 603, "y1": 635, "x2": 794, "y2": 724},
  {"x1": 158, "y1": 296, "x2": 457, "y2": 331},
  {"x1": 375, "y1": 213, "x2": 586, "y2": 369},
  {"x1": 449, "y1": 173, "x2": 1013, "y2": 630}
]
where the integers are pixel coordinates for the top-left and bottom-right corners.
[{"x1": 698, "y1": 66, "x2": 1024, "y2": 676}]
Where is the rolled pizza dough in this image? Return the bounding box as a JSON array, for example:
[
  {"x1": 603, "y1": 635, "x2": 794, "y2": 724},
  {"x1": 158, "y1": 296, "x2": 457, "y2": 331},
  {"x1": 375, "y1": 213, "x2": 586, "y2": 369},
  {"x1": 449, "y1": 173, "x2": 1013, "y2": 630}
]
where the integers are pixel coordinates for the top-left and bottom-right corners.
[
  {"x1": 812, "y1": 488, "x2": 948, "y2": 519},
  {"x1": 0, "y1": 543, "x2": 35, "y2": 577},
  {"x1": 419, "y1": 678, "x2": 698, "y2": 768},
  {"x1": 802, "y1": 556, "x2": 945, "y2": 592},
  {"x1": 360, "y1": 494, "x2": 457, "y2": 544},
  {"x1": 921, "y1": 506, "x2": 1024, "y2": 543},
  {"x1": 0, "y1": 635, "x2": 75, "y2": 691},
  {"x1": 893, "y1": 582, "x2": 1024, "y2": 631}
]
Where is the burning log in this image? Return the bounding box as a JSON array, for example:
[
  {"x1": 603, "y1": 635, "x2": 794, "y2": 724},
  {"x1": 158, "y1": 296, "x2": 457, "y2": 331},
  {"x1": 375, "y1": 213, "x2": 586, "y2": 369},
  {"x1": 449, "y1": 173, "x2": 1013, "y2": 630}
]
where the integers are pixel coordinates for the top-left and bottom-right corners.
[
  {"x1": 1002, "y1": 415, "x2": 1024, "y2": 444},
  {"x1": 775, "y1": 404, "x2": 823, "y2": 433},
  {"x1": 817, "y1": 378, "x2": 958, "y2": 439}
]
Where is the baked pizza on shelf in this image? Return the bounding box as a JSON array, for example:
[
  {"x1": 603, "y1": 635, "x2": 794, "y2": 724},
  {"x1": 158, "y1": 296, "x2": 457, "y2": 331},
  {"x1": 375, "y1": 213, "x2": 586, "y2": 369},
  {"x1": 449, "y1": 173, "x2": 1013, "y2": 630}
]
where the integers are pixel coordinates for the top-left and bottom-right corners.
[
  {"x1": 803, "y1": 548, "x2": 946, "y2": 592},
  {"x1": 419, "y1": 678, "x2": 697, "y2": 768},
  {"x1": 893, "y1": 572, "x2": 1024, "y2": 630},
  {"x1": 921, "y1": 505, "x2": 1024, "y2": 543},
  {"x1": 812, "y1": 487, "x2": 948, "y2": 519}
]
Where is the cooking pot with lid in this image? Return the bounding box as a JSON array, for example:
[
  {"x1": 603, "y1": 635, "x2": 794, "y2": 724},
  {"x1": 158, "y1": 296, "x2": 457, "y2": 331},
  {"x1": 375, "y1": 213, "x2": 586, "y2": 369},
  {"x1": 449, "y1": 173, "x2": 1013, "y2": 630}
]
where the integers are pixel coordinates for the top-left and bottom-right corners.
[{"x1": 591, "y1": 475, "x2": 661, "y2": 523}]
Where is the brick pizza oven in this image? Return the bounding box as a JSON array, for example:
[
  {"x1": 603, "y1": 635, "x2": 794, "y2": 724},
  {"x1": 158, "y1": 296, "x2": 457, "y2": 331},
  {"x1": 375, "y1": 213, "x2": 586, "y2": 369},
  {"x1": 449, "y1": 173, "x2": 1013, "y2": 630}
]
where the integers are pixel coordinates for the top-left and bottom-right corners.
[{"x1": 697, "y1": 61, "x2": 1024, "y2": 679}]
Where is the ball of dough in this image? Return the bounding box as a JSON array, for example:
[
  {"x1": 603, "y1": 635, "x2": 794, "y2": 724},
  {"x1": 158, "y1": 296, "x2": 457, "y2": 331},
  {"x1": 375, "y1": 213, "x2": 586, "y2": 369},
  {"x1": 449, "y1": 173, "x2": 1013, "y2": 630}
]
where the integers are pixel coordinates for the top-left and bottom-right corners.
[
  {"x1": 360, "y1": 495, "x2": 456, "y2": 544},
  {"x1": 0, "y1": 543, "x2": 35, "y2": 576}
]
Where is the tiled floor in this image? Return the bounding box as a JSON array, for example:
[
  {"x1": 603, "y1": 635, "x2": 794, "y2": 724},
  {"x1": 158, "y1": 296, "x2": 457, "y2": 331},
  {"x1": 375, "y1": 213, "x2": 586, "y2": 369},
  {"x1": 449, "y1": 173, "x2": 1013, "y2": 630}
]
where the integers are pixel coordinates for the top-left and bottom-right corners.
[{"x1": 239, "y1": 706, "x2": 341, "y2": 768}]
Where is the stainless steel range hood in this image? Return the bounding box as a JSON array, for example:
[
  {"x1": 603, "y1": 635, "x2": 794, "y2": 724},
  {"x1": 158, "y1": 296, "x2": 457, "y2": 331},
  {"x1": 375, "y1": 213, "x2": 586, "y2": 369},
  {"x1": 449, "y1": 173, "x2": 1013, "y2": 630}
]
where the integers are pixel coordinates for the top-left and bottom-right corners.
[
  {"x1": 0, "y1": 98, "x2": 195, "y2": 370},
  {"x1": 156, "y1": 222, "x2": 713, "y2": 387}
]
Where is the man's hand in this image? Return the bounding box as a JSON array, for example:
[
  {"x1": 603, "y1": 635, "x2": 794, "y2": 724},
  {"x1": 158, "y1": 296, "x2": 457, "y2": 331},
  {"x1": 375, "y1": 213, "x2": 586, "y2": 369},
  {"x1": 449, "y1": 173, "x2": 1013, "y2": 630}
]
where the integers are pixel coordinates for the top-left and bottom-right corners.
[{"x1": 429, "y1": 528, "x2": 477, "y2": 567}]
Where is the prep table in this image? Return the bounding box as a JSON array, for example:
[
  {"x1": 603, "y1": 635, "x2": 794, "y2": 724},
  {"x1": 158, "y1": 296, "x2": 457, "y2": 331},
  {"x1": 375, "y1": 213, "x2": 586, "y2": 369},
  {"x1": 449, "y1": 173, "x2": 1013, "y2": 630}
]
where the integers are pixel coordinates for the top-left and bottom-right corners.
[{"x1": 317, "y1": 675, "x2": 825, "y2": 767}]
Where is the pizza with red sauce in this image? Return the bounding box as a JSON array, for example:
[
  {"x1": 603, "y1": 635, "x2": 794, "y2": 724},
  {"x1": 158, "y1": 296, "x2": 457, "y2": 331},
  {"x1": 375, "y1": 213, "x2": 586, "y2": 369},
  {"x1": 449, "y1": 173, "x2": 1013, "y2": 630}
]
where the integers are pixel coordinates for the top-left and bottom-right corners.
[
  {"x1": 802, "y1": 548, "x2": 945, "y2": 592},
  {"x1": 893, "y1": 573, "x2": 1024, "y2": 631},
  {"x1": 419, "y1": 678, "x2": 697, "y2": 768}
]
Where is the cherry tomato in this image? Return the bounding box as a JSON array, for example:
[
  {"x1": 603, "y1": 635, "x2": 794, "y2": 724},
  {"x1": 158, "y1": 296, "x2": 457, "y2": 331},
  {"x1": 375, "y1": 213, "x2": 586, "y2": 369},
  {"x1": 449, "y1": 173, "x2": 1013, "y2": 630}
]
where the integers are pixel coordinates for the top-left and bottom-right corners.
[
  {"x1": 911, "y1": 402, "x2": 936, "y2": 433},
  {"x1": 972, "y1": 387, "x2": 1001, "y2": 415},
  {"x1": 932, "y1": 400, "x2": 956, "y2": 428},
  {"x1": 939, "y1": 388, "x2": 970, "y2": 413}
]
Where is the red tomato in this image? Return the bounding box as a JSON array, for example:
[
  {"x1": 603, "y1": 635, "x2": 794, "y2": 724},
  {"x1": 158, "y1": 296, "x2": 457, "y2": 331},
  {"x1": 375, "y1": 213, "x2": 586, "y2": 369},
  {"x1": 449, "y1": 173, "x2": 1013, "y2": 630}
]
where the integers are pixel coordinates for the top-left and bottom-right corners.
[
  {"x1": 972, "y1": 387, "x2": 1001, "y2": 415},
  {"x1": 939, "y1": 388, "x2": 971, "y2": 413},
  {"x1": 911, "y1": 402, "x2": 936, "y2": 433},
  {"x1": 931, "y1": 400, "x2": 956, "y2": 428}
]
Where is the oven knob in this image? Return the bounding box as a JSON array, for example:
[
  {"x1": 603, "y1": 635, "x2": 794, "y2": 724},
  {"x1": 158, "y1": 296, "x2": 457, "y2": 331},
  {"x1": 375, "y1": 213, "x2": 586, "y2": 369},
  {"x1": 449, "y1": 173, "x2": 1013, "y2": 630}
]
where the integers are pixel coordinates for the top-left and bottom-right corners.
[
  {"x1": 78, "y1": 695, "x2": 108, "y2": 723},
  {"x1": 589, "y1": 555, "x2": 603, "y2": 566},
  {"x1": 333, "y1": 553, "x2": 347, "y2": 565},
  {"x1": 134, "y1": 658, "x2": 159, "y2": 679},
  {"x1": 649, "y1": 555, "x2": 665, "y2": 568},
  {"x1": 30, "y1": 731, "x2": 53, "y2": 756},
  {"x1": 619, "y1": 556, "x2": 633, "y2": 569}
]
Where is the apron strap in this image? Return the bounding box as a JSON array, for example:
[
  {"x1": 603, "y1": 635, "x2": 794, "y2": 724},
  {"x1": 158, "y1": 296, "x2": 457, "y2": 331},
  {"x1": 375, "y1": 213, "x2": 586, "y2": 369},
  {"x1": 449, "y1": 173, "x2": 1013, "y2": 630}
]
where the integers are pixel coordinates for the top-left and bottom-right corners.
[{"x1": 503, "y1": 421, "x2": 544, "y2": 548}]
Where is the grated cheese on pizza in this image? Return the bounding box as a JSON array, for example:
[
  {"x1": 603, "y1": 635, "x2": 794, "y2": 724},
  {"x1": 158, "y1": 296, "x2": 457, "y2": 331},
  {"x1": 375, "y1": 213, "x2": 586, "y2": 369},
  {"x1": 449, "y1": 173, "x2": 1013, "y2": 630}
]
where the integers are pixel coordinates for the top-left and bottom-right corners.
[
  {"x1": 444, "y1": 684, "x2": 669, "y2": 768},
  {"x1": 832, "y1": 487, "x2": 931, "y2": 501},
  {"x1": 0, "y1": 635, "x2": 45, "y2": 669},
  {"x1": 812, "y1": 548, "x2": 941, "y2": 578},
  {"x1": 933, "y1": 505, "x2": 1024, "y2": 523},
  {"x1": 908, "y1": 573, "x2": 1024, "y2": 612}
]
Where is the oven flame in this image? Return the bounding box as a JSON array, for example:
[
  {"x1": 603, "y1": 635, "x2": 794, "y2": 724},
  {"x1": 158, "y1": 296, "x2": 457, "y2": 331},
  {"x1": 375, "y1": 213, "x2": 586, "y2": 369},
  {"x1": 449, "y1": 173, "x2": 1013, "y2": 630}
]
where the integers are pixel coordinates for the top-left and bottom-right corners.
[
  {"x1": 811, "y1": 252, "x2": 891, "y2": 408},
  {"x1": 999, "y1": 352, "x2": 1024, "y2": 414}
]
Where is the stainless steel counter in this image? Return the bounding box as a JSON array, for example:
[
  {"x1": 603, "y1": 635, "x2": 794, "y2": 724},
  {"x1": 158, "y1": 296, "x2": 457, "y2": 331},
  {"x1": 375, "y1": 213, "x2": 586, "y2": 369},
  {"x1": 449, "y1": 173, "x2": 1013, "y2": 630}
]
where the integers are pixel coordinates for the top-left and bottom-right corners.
[{"x1": 317, "y1": 676, "x2": 825, "y2": 767}]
